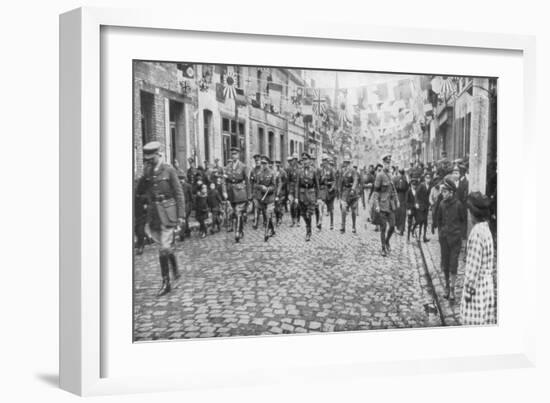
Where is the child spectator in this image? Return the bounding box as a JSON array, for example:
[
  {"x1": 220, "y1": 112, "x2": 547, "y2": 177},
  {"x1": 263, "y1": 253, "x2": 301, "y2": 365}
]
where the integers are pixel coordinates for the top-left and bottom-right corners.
[
  {"x1": 195, "y1": 183, "x2": 209, "y2": 238},
  {"x1": 207, "y1": 182, "x2": 223, "y2": 233}
]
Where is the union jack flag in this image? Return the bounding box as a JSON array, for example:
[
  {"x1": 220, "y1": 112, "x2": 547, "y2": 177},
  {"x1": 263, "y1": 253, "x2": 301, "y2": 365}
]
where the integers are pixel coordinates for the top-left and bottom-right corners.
[{"x1": 312, "y1": 89, "x2": 327, "y2": 116}]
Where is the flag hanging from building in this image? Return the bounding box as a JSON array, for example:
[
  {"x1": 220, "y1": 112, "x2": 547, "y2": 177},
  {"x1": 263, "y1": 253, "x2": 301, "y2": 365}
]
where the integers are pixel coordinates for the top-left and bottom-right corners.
[
  {"x1": 223, "y1": 71, "x2": 238, "y2": 100},
  {"x1": 177, "y1": 63, "x2": 195, "y2": 78},
  {"x1": 312, "y1": 89, "x2": 327, "y2": 116},
  {"x1": 440, "y1": 77, "x2": 458, "y2": 99}
]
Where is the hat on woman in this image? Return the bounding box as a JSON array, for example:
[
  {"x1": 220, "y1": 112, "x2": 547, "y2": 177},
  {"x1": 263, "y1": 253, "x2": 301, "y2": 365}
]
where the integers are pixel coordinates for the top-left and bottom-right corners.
[
  {"x1": 466, "y1": 191, "x2": 491, "y2": 219},
  {"x1": 440, "y1": 175, "x2": 457, "y2": 192}
]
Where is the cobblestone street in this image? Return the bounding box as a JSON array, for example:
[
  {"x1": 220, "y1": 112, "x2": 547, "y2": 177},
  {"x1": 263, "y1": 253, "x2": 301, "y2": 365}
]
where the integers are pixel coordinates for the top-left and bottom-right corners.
[{"x1": 134, "y1": 204, "x2": 458, "y2": 341}]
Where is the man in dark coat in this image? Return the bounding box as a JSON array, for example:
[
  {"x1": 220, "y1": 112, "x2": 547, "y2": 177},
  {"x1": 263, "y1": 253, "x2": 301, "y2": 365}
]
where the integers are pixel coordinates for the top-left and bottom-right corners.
[
  {"x1": 415, "y1": 173, "x2": 431, "y2": 242},
  {"x1": 435, "y1": 175, "x2": 466, "y2": 302},
  {"x1": 393, "y1": 168, "x2": 409, "y2": 235},
  {"x1": 137, "y1": 141, "x2": 186, "y2": 297}
]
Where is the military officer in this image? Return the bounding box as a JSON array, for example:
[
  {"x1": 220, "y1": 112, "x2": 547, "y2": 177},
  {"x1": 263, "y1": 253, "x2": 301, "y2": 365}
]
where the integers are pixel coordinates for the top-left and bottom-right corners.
[
  {"x1": 273, "y1": 160, "x2": 287, "y2": 225},
  {"x1": 338, "y1": 156, "x2": 359, "y2": 233},
  {"x1": 295, "y1": 152, "x2": 320, "y2": 241},
  {"x1": 250, "y1": 153, "x2": 263, "y2": 229},
  {"x1": 373, "y1": 153, "x2": 399, "y2": 256},
  {"x1": 318, "y1": 154, "x2": 337, "y2": 230},
  {"x1": 137, "y1": 141, "x2": 186, "y2": 296},
  {"x1": 254, "y1": 155, "x2": 280, "y2": 241},
  {"x1": 286, "y1": 153, "x2": 301, "y2": 227},
  {"x1": 224, "y1": 147, "x2": 250, "y2": 242}
]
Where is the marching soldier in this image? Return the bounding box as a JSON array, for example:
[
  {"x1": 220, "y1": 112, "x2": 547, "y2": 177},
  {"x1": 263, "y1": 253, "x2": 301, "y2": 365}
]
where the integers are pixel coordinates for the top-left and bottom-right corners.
[
  {"x1": 286, "y1": 153, "x2": 301, "y2": 227},
  {"x1": 318, "y1": 154, "x2": 337, "y2": 230},
  {"x1": 137, "y1": 141, "x2": 186, "y2": 297},
  {"x1": 250, "y1": 154, "x2": 263, "y2": 229},
  {"x1": 254, "y1": 155, "x2": 279, "y2": 241},
  {"x1": 373, "y1": 153, "x2": 399, "y2": 256},
  {"x1": 273, "y1": 160, "x2": 287, "y2": 225},
  {"x1": 339, "y1": 156, "x2": 359, "y2": 233},
  {"x1": 295, "y1": 152, "x2": 320, "y2": 241},
  {"x1": 224, "y1": 147, "x2": 250, "y2": 242}
]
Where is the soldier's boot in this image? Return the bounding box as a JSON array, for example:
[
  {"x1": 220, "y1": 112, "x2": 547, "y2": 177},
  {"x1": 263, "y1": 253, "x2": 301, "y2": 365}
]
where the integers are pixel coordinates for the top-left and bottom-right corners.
[
  {"x1": 407, "y1": 225, "x2": 412, "y2": 242},
  {"x1": 329, "y1": 211, "x2": 334, "y2": 230},
  {"x1": 449, "y1": 274, "x2": 456, "y2": 302},
  {"x1": 423, "y1": 225, "x2": 430, "y2": 242},
  {"x1": 252, "y1": 209, "x2": 260, "y2": 229},
  {"x1": 443, "y1": 272, "x2": 450, "y2": 299},
  {"x1": 227, "y1": 213, "x2": 235, "y2": 232},
  {"x1": 380, "y1": 227, "x2": 387, "y2": 256},
  {"x1": 315, "y1": 207, "x2": 321, "y2": 230},
  {"x1": 269, "y1": 214, "x2": 276, "y2": 236},
  {"x1": 157, "y1": 255, "x2": 171, "y2": 297},
  {"x1": 340, "y1": 211, "x2": 346, "y2": 233},
  {"x1": 351, "y1": 211, "x2": 357, "y2": 233},
  {"x1": 386, "y1": 226, "x2": 394, "y2": 252},
  {"x1": 168, "y1": 252, "x2": 180, "y2": 281},
  {"x1": 305, "y1": 215, "x2": 312, "y2": 242}
]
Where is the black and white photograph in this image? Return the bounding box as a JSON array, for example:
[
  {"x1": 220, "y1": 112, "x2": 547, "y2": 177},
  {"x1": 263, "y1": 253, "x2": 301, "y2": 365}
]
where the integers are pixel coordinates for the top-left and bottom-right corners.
[{"x1": 133, "y1": 61, "x2": 498, "y2": 341}]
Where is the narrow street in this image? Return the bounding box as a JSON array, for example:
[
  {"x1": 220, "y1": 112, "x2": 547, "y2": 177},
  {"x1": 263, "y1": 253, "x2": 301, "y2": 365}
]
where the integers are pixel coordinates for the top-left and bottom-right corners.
[{"x1": 134, "y1": 205, "x2": 458, "y2": 341}]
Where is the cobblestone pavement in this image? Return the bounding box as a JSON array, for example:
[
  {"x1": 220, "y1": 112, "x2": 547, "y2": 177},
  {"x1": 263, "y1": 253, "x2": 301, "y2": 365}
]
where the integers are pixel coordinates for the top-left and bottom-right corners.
[{"x1": 134, "y1": 203, "x2": 449, "y2": 341}]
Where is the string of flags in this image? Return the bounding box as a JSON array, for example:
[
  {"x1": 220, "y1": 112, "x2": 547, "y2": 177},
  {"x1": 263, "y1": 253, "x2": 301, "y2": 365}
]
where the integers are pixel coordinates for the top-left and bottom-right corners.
[{"x1": 173, "y1": 63, "x2": 461, "y2": 142}]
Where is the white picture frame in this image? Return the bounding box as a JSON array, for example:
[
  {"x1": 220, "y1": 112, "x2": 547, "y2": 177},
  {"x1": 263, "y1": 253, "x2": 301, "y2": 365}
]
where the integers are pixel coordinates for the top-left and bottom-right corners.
[{"x1": 60, "y1": 6, "x2": 537, "y2": 396}]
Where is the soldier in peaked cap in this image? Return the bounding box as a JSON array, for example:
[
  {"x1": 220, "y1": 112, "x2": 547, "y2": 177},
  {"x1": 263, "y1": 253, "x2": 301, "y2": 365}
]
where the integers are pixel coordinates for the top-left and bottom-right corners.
[
  {"x1": 224, "y1": 147, "x2": 250, "y2": 242},
  {"x1": 286, "y1": 152, "x2": 302, "y2": 227},
  {"x1": 295, "y1": 152, "x2": 320, "y2": 241},
  {"x1": 186, "y1": 156, "x2": 197, "y2": 185},
  {"x1": 137, "y1": 141, "x2": 186, "y2": 297},
  {"x1": 253, "y1": 155, "x2": 280, "y2": 241},
  {"x1": 317, "y1": 154, "x2": 337, "y2": 230},
  {"x1": 338, "y1": 154, "x2": 359, "y2": 234},
  {"x1": 273, "y1": 159, "x2": 287, "y2": 225},
  {"x1": 250, "y1": 153, "x2": 264, "y2": 229},
  {"x1": 372, "y1": 153, "x2": 399, "y2": 256}
]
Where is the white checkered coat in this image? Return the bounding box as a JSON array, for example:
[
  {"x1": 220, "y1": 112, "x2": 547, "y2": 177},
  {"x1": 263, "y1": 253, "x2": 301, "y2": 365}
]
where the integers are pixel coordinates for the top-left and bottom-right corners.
[{"x1": 459, "y1": 221, "x2": 497, "y2": 325}]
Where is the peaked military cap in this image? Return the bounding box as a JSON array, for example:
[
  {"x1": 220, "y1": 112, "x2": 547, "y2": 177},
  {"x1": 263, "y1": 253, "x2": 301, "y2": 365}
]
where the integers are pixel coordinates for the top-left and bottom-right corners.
[
  {"x1": 143, "y1": 141, "x2": 161, "y2": 160},
  {"x1": 301, "y1": 152, "x2": 311, "y2": 159},
  {"x1": 382, "y1": 153, "x2": 392, "y2": 163},
  {"x1": 230, "y1": 146, "x2": 240, "y2": 153},
  {"x1": 261, "y1": 155, "x2": 271, "y2": 163},
  {"x1": 253, "y1": 153, "x2": 261, "y2": 160}
]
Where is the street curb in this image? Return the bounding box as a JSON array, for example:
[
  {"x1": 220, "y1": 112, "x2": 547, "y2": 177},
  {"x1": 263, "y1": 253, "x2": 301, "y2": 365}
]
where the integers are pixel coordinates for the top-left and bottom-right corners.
[{"x1": 417, "y1": 239, "x2": 461, "y2": 326}]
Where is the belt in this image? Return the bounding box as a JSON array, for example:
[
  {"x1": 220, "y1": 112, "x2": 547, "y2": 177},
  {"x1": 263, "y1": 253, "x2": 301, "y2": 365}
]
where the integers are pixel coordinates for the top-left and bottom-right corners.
[
  {"x1": 228, "y1": 180, "x2": 244, "y2": 184},
  {"x1": 300, "y1": 185, "x2": 315, "y2": 189},
  {"x1": 153, "y1": 195, "x2": 174, "y2": 202}
]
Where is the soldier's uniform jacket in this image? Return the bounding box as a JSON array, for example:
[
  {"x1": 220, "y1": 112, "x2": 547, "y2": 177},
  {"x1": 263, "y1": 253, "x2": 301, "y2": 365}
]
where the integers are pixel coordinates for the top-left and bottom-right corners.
[
  {"x1": 318, "y1": 165, "x2": 337, "y2": 200},
  {"x1": 339, "y1": 166, "x2": 359, "y2": 203},
  {"x1": 254, "y1": 166, "x2": 279, "y2": 204},
  {"x1": 275, "y1": 168, "x2": 288, "y2": 198},
  {"x1": 224, "y1": 159, "x2": 250, "y2": 203},
  {"x1": 373, "y1": 168, "x2": 398, "y2": 213},
  {"x1": 249, "y1": 165, "x2": 262, "y2": 197},
  {"x1": 295, "y1": 166, "x2": 319, "y2": 205},
  {"x1": 286, "y1": 164, "x2": 300, "y2": 198},
  {"x1": 138, "y1": 163, "x2": 185, "y2": 230}
]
